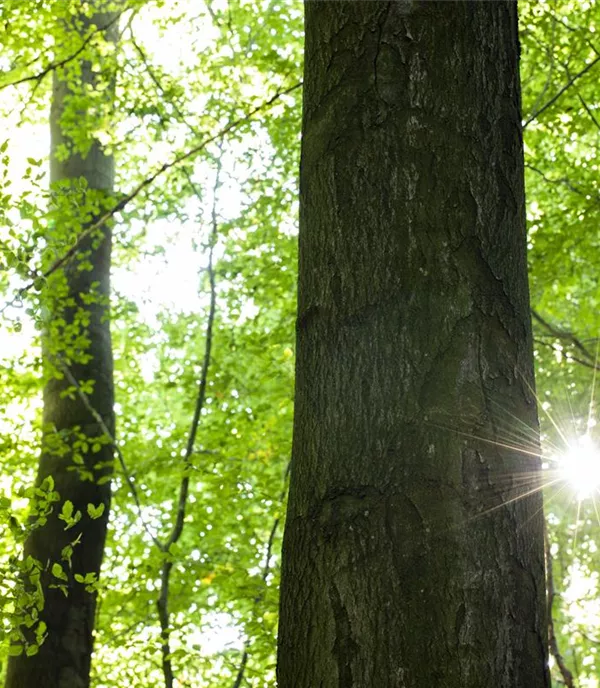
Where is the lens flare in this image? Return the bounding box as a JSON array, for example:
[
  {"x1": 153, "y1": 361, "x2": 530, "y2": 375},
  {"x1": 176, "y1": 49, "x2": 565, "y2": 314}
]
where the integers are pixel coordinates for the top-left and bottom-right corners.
[{"x1": 558, "y1": 434, "x2": 600, "y2": 499}]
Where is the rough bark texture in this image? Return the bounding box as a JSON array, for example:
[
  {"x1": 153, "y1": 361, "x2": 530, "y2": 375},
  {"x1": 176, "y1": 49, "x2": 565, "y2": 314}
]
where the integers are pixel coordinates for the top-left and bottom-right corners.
[
  {"x1": 278, "y1": 2, "x2": 550, "y2": 687},
  {"x1": 5, "y1": 11, "x2": 117, "y2": 688}
]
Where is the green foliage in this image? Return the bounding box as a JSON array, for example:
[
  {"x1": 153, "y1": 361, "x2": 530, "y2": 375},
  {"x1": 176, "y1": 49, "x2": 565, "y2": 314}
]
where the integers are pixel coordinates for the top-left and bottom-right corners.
[
  {"x1": 2, "y1": 0, "x2": 301, "y2": 684},
  {"x1": 521, "y1": 2, "x2": 600, "y2": 685},
  {"x1": 1, "y1": 0, "x2": 599, "y2": 686}
]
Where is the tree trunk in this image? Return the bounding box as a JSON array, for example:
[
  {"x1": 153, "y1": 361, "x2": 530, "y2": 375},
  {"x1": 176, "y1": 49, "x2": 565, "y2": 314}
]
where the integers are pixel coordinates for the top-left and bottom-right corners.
[
  {"x1": 277, "y1": 2, "x2": 549, "y2": 687},
  {"x1": 6, "y1": 9, "x2": 118, "y2": 688}
]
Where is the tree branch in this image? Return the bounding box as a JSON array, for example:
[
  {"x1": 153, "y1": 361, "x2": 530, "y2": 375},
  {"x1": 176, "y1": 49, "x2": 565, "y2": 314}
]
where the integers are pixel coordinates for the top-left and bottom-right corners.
[
  {"x1": 0, "y1": 81, "x2": 302, "y2": 317},
  {"x1": 157, "y1": 157, "x2": 221, "y2": 688},
  {"x1": 523, "y1": 55, "x2": 600, "y2": 129},
  {"x1": 534, "y1": 338, "x2": 600, "y2": 372},
  {"x1": 532, "y1": 310, "x2": 598, "y2": 363},
  {"x1": 230, "y1": 461, "x2": 291, "y2": 687},
  {"x1": 525, "y1": 163, "x2": 600, "y2": 204}
]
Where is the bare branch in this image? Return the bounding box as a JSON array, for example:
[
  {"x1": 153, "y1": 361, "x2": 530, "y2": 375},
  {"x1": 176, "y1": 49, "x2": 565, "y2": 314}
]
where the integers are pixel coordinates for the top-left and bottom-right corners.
[
  {"x1": 230, "y1": 461, "x2": 290, "y2": 687},
  {"x1": 534, "y1": 338, "x2": 600, "y2": 372},
  {"x1": 525, "y1": 163, "x2": 600, "y2": 203},
  {"x1": 532, "y1": 309, "x2": 597, "y2": 363},
  {"x1": 231, "y1": 651, "x2": 249, "y2": 688},
  {"x1": 573, "y1": 88, "x2": 600, "y2": 133}
]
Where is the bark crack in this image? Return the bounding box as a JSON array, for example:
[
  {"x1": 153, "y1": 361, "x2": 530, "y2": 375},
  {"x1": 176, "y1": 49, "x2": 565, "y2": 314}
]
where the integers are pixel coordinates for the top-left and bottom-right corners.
[
  {"x1": 330, "y1": 584, "x2": 358, "y2": 687},
  {"x1": 373, "y1": 2, "x2": 393, "y2": 105}
]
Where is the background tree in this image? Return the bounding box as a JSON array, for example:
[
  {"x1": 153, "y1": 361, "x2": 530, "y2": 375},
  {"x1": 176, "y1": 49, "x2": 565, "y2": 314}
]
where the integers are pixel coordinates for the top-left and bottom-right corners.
[
  {"x1": 0, "y1": 1, "x2": 302, "y2": 685},
  {"x1": 5, "y1": 5, "x2": 119, "y2": 687},
  {"x1": 278, "y1": 2, "x2": 549, "y2": 686}
]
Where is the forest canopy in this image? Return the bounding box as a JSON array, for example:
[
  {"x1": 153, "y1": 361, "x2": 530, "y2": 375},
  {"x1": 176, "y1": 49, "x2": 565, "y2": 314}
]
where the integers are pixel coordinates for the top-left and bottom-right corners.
[{"x1": 0, "y1": 1, "x2": 599, "y2": 686}]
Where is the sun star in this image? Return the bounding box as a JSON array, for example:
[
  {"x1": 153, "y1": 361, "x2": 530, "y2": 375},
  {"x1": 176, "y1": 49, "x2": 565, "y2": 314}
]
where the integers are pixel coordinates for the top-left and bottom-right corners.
[{"x1": 560, "y1": 434, "x2": 600, "y2": 499}]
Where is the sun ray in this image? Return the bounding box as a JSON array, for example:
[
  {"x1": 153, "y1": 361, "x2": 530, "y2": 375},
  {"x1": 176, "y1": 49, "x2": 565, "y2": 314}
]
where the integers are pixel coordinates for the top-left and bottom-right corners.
[
  {"x1": 586, "y1": 338, "x2": 599, "y2": 433},
  {"x1": 521, "y1": 373, "x2": 571, "y2": 447},
  {"x1": 465, "y1": 476, "x2": 564, "y2": 523},
  {"x1": 488, "y1": 397, "x2": 561, "y2": 454},
  {"x1": 591, "y1": 492, "x2": 600, "y2": 528}
]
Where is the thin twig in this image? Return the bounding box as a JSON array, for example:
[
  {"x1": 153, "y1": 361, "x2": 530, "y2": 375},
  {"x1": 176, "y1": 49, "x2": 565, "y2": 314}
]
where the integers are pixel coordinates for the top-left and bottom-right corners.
[
  {"x1": 527, "y1": 15, "x2": 556, "y2": 122},
  {"x1": 545, "y1": 523, "x2": 576, "y2": 688},
  {"x1": 525, "y1": 163, "x2": 600, "y2": 203},
  {"x1": 573, "y1": 89, "x2": 600, "y2": 133},
  {"x1": 230, "y1": 461, "x2": 291, "y2": 687},
  {"x1": 534, "y1": 338, "x2": 600, "y2": 372},
  {"x1": 532, "y1": 310, "x2": 597, "y2": 363},
  {"x1": 523, "y1": 55, "x2": 600, "y2": 129},
  {"x1": 128, "y1": 31, "x2": 207, "y2": 201},
  {"x1": 545, "y1": 10, "x2": 600, "y2": 58},
  {"x1": 0, "y1": 81, "x2": 302, "y2": 317},
  {"x1": 157, "y1": 157, "x2": 222, "y2": 688},
  {"x1": 129, "y1": 34, "x2": 194, "y2": 135}
]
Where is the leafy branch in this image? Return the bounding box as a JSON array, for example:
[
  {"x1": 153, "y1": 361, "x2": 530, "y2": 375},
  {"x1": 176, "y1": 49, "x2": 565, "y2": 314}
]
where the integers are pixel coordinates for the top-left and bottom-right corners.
[
  {"x1": 57, "y1": 358, "x2": 163, "y2": 549},
  {"x1": 0, "y1": 81, "x2": 302, "y2": 317},
  {"x1": 0, "y1": 12, "x2": 123, "y2": 91}
]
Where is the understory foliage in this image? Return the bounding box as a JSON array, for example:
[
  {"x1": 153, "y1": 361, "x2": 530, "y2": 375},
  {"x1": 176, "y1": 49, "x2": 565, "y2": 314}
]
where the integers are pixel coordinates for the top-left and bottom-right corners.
[{"x1": 0, "y1": 0, "x2": 598, "y2": 686}]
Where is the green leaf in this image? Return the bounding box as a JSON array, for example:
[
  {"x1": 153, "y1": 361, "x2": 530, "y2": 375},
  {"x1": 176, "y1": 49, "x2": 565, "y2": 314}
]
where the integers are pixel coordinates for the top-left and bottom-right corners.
[
  {"x1": 61, "y1": 501, "x2": 74, "y2": 520},
  {"x1": 52, "y1": 562, "x2": 68, "y2": 581},
  {"x1": 86, "y1": 502, "x2": 105, "y2": 519}
]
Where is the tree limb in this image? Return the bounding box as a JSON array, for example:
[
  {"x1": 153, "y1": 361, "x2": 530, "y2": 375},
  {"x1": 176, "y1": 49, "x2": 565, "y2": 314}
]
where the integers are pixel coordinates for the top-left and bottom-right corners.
[
  {"x1": 523, "y1": 55, "x2": 600, "y2": 129},
  {"x1": 525, "y1": 163, "x2": 600, "y2": 204},
  {"x1": 58, "y1": 357, "x2": 163, "y2": 549},
  {"x1": 532, "y1": 309, "x2": 598, "y2": 363},
  {"x1": 230, "y1": 461, "x2": 291, "y2": 687},
  {"x1": 156, "y1": 157, "x2": 221, "y2": 688}
]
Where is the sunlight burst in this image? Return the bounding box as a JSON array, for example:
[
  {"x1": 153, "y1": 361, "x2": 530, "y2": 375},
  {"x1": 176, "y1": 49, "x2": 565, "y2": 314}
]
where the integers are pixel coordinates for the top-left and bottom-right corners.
[{"x1": 558, "y1": 434, "x2": 600, "y2": 499}]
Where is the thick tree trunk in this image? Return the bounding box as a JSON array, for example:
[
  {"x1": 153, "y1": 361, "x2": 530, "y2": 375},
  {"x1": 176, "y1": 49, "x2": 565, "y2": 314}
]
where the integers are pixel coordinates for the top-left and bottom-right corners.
[
  {"x1": 6, "y1": 10, "x2": 118, "y2": 688},
  {"x1": 277, "y1": 2, "x2": 550, "y2": 687}
]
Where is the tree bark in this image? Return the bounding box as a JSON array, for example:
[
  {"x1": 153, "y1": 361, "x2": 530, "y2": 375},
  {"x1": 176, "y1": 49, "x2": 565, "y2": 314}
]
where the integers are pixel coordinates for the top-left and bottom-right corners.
[
  {"x1": 6, "y1": 9, "x2": 118, "y2": 688},
  {"x1": 277, "y1": 2, "x2": 550, "y2": 687}
]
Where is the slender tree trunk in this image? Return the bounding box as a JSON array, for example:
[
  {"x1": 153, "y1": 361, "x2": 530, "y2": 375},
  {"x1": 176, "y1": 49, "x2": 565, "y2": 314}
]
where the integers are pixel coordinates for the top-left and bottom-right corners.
[
  {"x1": 6, "y1": 10, "x2": 118, "y2": 688},
  {"x1": 278, "y1": 2, "x2": 550, "y2": 687}
]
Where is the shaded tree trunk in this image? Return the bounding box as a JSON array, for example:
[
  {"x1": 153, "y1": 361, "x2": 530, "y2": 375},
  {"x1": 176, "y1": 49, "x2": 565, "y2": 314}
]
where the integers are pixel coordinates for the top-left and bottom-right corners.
[
  {"x1": 6, "y1": 9, "x2": 118, "y2": 688},
  {"x1": 277, "y1": 2, "x2": 550, "y2": 687}
]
